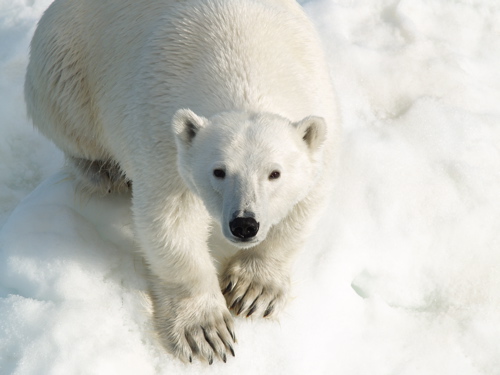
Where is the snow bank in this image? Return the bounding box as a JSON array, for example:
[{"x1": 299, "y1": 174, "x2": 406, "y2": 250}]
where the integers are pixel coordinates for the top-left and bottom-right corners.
[{"x1": 1, "y1": 0, "x2": 499, "y2": 374}]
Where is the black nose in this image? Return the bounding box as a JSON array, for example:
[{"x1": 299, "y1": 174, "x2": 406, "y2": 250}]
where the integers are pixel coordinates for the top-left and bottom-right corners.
[{"x1": 229, "y1": 217, "x2": 259, "y2": 239}]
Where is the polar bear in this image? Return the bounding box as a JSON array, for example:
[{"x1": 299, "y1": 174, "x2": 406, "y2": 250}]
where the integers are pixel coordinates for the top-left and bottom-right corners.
[{"x1": 25, "y1": 0, "x2": 340, "y2": 364}]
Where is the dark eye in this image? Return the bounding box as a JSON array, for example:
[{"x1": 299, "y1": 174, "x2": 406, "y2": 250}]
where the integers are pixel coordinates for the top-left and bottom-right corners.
[
  {"x1": 213, "y1": 169, "x2": 226, "y2": 179},
  {"x1": 269, "y1": 170, "x2": 281, "y2": 180}
]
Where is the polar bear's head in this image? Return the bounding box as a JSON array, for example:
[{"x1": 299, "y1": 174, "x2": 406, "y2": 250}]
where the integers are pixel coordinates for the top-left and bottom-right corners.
[{"x1": 173, "y1": 110, "x2": 326, "y2": 248}]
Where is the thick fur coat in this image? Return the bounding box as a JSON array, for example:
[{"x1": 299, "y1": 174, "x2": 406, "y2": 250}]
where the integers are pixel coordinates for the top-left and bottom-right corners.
[{"x1": 25, "y1": 0, "x2": 340, "y2": 364}]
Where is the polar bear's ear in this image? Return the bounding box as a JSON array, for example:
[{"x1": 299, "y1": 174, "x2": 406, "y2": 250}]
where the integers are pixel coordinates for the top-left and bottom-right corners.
[
  {"x1": 293, "y1": 116, "x2": 327, "y2": 152},
  {"x1": 172, "y1": 109, "x2": 207, "y2": 145}
]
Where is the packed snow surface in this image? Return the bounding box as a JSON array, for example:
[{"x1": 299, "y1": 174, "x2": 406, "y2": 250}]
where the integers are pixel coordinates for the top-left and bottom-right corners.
[{"x1": 1, "y1": 0, "x2": 500, "y2": 374}]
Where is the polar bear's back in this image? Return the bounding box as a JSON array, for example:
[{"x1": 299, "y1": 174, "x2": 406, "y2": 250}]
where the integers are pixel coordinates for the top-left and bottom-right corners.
[
  {"x1": 25, "y1": 0, "x2": 336, "y2": 168},
  {"x1": 154, "y1": 0, "x2": 334, "y2": 119},
  {"x1": 25, "y1": 0, "x2": 165, "y2": 161}
]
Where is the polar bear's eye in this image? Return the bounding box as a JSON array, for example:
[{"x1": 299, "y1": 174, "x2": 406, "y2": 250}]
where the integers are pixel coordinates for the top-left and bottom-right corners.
[
  {"x1": 213, "y1": 169, "x2": 226, "y2": 179},
  {"x1": 269, "y1": 170, "x2": 281, "y2": 180}
]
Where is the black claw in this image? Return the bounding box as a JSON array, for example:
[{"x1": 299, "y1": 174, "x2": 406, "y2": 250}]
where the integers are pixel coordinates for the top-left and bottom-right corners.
[
  {"x1": 230, "y1": 297, "x2": 242, "y2": 310},
  {"x1": 208, "y1": 355, "x2": 213, "y2": 365},
  {"x1": 222, "y1": 353, "x2": 227, "y2": 363},
  {"x1": 223, "y1": 281, "x2": 233, "y2": 294},
  {"x1": 263, "y1": 304, "x2": 274, "y2": 318},
  {"x1": 189, "y1": 355, "x2": 192, "y2": 363},
  {"x1": 229, "y1": 345, "x2": 235, "y2": 357},
  {"x1": 246, "y1": 302, "x2": 257, "y2": 317},
  {"x1": 237, "y1": 303, "x2": 245, "y2": 316}
]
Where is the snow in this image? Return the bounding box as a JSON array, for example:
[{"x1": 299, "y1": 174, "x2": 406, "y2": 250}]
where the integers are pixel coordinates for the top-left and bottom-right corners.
[{"x1": 1, "y1": 0, "x2": 500, "y2": 373}]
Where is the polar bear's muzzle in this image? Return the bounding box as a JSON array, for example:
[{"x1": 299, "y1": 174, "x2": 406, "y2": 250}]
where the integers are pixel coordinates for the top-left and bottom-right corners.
[{"x1": 229, "y1": 216, "x2": 259, "y2": 241}]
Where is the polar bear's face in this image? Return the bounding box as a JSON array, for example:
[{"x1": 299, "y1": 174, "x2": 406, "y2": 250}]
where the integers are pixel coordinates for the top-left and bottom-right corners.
[{"x1": 173, "y1": 110, "x2": 326, "y2": 248}]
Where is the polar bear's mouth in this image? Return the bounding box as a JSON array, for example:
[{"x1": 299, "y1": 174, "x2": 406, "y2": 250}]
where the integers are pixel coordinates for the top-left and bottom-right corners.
[
  {"x1": 227, "y1": 236, "x2": 260, "y2": 248},
  {"x1": 229, "y1": 236, "x2": 259, "y2": 244}
]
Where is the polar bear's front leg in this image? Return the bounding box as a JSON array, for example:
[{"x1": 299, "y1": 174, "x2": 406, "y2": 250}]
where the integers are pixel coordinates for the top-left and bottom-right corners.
[
  {"x1": 134, "y1": 187, "x2": 235, "y2": 364},
  {"x1": 220, "y1": 191, "x2": 327, "y2": 318},
  {"x1": 220, "y1": 246, "x2": 292, "y2": 318},
  {"x1": 149, "y1": 274, "x2": 236, "y2": 364},
  {"x1": 220, "y1": 196, "x2": 321, "y2": 319}
]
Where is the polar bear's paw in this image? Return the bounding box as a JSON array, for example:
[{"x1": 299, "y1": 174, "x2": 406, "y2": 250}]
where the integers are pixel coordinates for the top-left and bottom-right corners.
[
  {"x1": 221, "y1": 253, "x2": 290, "y2": 319},
  {"x1": 67, "y1": 156, "x2": 131, "y2": 195},
  {"x1": 152, "y1": 292, "x2": 236, "y2": 364}
]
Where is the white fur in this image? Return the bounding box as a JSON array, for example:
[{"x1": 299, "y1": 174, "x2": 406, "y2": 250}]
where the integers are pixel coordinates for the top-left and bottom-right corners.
[{"x1": 25, "y1": 0, "x2": 340, "y2": 364}]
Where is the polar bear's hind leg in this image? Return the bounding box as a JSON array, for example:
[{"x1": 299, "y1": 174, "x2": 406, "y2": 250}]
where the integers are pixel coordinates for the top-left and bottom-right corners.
[{"x1": 67, "y1": 157, "x2": 131, "y2": 195}]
